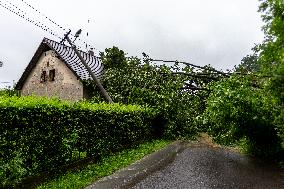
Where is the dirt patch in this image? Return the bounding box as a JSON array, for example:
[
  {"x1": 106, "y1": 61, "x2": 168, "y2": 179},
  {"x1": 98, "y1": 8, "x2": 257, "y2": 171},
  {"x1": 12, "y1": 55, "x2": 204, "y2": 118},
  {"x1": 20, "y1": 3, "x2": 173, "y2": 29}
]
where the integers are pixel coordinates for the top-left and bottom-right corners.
[
  {"x1": 189, "y1": 133, "x2": 221, "y2": 148},
  {"x1": 189, "y1": 133, "x2": 242, "y2": 154}
]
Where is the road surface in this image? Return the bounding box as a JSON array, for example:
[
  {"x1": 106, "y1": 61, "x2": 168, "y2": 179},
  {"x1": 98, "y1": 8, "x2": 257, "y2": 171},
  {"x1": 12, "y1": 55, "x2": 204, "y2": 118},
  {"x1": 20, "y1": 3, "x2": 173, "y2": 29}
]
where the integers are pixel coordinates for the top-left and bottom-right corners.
[{"x1": 132, "y1": 146, "x2": 284, "y2": 189}]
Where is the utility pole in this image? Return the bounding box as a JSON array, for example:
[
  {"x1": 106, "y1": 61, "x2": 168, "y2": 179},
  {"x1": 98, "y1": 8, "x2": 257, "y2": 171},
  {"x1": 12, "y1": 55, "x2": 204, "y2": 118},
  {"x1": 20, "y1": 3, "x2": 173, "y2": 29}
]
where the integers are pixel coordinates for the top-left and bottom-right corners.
[{"x1": 62, "y1": 30, "x2": 113, "y2": 103}]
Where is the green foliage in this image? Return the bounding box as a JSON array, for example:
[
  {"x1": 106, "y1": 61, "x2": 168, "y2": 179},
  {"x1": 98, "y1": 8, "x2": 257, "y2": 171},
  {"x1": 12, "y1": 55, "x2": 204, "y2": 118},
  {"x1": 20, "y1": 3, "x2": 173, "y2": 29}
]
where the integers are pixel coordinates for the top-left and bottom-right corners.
[
  {"x1": 234, "y1": 53, "x2": 260, "y2": 73},
  {"x1": 99, "y1": 46, "x2": 128, "y2": 69},
  {"x1": 0, "y1": 96, "x2": 158, "y2": 187},
  {"x1": 203, "y1": 76, "x2": 283, "y2": 158},
  {"x1": 258, "y1": 0, "x2": 284, "y2": 155},
  {"x1": 0, "y1": 88, "x2": 18, "y2": 97},
  {"x1": 257, "y1": 0, "x2": 284, "y2": 73},
  {"x1": 37, "y1": 139, "x2": 170, "y2": 189},
  {"x1": 205, "y1": 0, "x2": 284, "y2": 162},
  {"x1": 269, "y1": 61, "x2": 284, "y2": 149},
  {"x1": 95, "y1": 47, "x2": 210, "y2": 139}
]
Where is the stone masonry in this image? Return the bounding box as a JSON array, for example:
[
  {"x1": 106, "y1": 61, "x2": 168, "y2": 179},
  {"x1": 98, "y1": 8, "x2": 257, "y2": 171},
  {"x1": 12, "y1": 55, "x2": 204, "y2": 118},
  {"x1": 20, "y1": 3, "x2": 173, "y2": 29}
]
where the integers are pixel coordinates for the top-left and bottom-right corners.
[{"x1": 21, "y1": 50, "x2": 84, "y2": 101}]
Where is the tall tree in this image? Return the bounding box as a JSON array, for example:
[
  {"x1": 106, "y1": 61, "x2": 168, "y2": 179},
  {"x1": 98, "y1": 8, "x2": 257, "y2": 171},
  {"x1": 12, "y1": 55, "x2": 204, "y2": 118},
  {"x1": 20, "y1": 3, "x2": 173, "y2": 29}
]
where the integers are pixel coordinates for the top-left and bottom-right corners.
[
  {"x1": 234, "y1": 53, "x2": 260, "y2": 73},
  {"x1": 258, "y1": 0, "x2": 284, "y2": 72},
  {"x1": 258, "y1": 0, "x2": 284, "y2": 149}
]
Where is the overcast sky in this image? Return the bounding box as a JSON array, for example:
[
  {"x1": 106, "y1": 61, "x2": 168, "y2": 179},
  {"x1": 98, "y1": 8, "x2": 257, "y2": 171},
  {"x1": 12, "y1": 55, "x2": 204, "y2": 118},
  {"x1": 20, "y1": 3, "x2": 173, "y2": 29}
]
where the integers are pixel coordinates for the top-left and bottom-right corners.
[{"x1": 0, "y1": 0, "x2": 264, "y2": 88}]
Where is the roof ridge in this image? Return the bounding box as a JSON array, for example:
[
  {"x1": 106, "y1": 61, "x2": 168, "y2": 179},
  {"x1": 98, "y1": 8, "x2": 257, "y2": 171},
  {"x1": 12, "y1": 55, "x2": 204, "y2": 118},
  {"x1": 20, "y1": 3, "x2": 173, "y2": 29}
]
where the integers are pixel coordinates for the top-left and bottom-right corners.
[
  {"x1": 43, "y1": 37, "x2": 93, "y2": 56},
  {"x1": 43, "y1": 38, "x2": 104, "y2": 80}
]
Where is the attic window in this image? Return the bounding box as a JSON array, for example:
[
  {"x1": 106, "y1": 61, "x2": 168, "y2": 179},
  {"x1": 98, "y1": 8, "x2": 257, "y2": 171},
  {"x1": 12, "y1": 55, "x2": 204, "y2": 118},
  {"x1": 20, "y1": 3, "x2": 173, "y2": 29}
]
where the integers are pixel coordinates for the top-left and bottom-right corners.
[
  {"x1": 49, "y1": 69, "x2": 55, "y2": 81},
  {"x1": 40, "y1": 70, "x2": 47, "y2": 83}
]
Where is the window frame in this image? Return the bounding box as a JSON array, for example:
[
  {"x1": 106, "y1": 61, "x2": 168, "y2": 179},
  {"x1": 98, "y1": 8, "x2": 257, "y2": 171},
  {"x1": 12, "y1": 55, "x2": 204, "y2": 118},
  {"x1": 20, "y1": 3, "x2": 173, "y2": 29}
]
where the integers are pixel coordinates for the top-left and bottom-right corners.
[
  {"x1": 49, "y1": 69, "x2": 55, "y2": 81},
  {"x1": 40, "y1": 70, "x2": 47, "y2": 83}
]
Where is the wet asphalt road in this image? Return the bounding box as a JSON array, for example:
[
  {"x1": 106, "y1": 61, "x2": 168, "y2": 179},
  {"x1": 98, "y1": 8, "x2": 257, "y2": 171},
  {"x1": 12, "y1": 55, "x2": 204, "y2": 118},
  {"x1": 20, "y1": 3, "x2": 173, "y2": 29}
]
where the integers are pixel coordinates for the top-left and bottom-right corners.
[{"x1": 132, "y1": 147, "x2": 284, "y2": 189}]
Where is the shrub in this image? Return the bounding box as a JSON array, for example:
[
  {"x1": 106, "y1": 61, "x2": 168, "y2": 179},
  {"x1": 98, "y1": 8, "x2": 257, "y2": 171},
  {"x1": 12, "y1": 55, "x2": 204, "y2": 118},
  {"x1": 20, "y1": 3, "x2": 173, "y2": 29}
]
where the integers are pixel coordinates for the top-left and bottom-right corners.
[
  {"x1": 96, "y1": 48, "x2": 209, "y2": 139},
  {"x1": 203, "y1": 76, "x2": 283, "y2": 158},
  {"x1": 0, "y1": 96, "x2": 158, "y2": 187},
  {"x1": 0, "y1": 88, "x2": 18, "y2": 97}
]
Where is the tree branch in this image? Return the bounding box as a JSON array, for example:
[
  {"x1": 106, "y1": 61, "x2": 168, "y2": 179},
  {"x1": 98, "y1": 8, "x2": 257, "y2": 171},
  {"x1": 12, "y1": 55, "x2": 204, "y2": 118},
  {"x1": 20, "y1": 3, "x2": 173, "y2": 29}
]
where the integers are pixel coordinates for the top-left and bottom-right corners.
[
  {"x1": 172, "y1": 72, "x2": 221, "y2": 80},
  {"x1": 150, "y1": 59, "x2": 228, "y2": 76}
]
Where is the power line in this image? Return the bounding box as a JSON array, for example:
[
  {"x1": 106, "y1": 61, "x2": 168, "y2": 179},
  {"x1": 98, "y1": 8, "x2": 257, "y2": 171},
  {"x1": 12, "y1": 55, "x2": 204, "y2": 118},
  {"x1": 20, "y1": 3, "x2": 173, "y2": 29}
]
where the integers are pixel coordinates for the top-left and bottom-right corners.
[
  {"x1": 17, "y1": 0, "x2": 94, "y2": 50},
  {"x1": 19, "y1": 0, "x2": 94, "y2": 50},
  {"x1": 3, "y1": 0, "x2": 57, "y2": 35},
  {"x1": 2, "y1": 0, "x2": 99, "y2": 53},
  {"x1": 2, "y1": 0, "x2": 49, "y2": 32},
  {"x1": 0, "y1": 0, "x2": 86, "y2": 49},
  {"x1": 19, "y1": 0, "x2": 67, "y2": 32},
  {"x1": 5, "y1": 0, "x2": 27, "y2": 16},
  {"x1": 0, "y1": 0, "x2": 62, "y2": 39}
]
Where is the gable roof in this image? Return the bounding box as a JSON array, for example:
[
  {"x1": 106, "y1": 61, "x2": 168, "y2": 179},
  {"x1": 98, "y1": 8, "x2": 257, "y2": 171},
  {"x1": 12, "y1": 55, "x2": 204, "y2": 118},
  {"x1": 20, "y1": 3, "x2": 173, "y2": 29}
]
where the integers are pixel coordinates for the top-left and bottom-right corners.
[{"x1": 16, "y1": 38, "x2": 104, "y2": 90}]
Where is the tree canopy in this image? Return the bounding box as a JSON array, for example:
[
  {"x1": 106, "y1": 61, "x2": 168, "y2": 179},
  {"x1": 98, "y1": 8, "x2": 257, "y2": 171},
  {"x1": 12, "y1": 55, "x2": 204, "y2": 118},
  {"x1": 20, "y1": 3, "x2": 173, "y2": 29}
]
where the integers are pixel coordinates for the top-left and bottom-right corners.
[
  {"x1": 85, "y1": 0, "x2": 284, "y2": 160},
  {"x1": 203, "y1": 0, "x2": 284, "y2": 159}
]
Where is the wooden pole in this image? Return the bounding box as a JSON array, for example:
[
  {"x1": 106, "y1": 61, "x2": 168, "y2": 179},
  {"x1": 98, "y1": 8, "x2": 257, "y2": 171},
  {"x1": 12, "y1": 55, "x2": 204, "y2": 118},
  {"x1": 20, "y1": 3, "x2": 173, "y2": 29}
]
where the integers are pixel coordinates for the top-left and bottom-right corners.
[{"x1": 65, "y1": 36, "x2": 113, "y2": 103}]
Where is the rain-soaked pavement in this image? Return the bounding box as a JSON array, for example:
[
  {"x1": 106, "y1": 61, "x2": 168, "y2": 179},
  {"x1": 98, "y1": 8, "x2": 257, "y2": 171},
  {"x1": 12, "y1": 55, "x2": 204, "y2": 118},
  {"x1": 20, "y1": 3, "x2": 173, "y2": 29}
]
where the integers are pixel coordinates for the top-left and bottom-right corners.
[{"x1": 132, "y1": 146, "x2": 284, "y2": 189}]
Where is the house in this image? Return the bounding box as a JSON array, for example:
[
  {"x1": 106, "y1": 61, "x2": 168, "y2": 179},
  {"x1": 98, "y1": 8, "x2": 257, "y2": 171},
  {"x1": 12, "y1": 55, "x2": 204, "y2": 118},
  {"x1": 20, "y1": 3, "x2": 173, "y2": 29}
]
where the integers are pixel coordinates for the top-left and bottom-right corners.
[{"x1": 15, "y1": 38, "x2": 104, "y2": 101}]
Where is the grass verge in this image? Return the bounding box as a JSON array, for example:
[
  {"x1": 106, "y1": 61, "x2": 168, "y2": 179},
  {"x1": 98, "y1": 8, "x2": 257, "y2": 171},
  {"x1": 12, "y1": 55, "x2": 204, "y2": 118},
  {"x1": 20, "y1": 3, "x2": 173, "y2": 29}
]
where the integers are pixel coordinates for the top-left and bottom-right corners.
[{"x1": 37, "y1": 139, "x2": 171, "y2": 189}]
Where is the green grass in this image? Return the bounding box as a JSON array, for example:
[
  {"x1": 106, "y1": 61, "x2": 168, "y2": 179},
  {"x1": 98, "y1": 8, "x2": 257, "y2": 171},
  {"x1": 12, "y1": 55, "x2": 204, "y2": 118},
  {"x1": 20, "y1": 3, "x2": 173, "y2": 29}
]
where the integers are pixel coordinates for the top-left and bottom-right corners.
[{"x1": 37, "y1": 139, "x2": 170, "y2": 189}]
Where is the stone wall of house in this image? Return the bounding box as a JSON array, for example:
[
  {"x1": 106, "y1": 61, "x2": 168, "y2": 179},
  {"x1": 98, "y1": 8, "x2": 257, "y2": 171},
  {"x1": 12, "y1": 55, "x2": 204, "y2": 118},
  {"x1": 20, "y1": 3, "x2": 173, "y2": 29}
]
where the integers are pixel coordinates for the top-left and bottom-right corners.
[{"x1": 21, "y1": 50, "x2": 84, "y2": 101}]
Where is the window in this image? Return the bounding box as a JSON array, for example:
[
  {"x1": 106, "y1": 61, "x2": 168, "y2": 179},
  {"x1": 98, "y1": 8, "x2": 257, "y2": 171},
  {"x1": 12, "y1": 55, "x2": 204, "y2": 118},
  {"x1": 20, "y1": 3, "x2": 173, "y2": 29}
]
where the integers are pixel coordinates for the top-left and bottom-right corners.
[
  {"x1": 49, "y1": 69, "x2": 55, "y2": 81},
  {"x1": 40, "y1": 70, "x2": 47, "y2": 83}
]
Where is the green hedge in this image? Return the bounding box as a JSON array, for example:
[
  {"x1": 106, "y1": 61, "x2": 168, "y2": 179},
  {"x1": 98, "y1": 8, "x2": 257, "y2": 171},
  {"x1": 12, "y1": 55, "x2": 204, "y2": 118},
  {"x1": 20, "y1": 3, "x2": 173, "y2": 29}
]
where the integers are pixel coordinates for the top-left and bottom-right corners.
[
  {"x1": 0, "y1": 96, "x2": 158, "y2": 186},
  {"x1": 0, "y1": 89, "x2": 18, "y2": 97}
]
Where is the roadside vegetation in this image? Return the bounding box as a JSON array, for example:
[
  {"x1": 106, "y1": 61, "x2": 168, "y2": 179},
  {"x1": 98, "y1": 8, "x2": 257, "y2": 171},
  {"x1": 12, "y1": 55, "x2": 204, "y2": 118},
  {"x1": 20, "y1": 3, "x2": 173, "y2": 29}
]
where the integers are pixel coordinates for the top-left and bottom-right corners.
[
  {"x1": 0, "y1": 96, "x2": 161, "y2": 187},
  {"x1": 90, "y1": 0, "x2": 284, "y2": 161},
  {"x1": 37, "y1": 140, "x2": 170, "y2": 189},
  {"x1": 201, "y1": 0, "x2": 284, "y2": 160},
  {"x1": 0, "y1": 88, "x2": 18, "y2": 97},
  {"x1": 0, "y1": 0, "x2": 283, "y2": 188}
]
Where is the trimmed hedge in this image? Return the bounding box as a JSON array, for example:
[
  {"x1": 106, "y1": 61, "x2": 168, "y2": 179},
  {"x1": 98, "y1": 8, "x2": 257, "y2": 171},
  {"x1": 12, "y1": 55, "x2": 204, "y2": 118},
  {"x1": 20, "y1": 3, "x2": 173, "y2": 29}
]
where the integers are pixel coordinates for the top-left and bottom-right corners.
[{"x1": 0, "y1": 96, "x2": 159, "y2": 186}]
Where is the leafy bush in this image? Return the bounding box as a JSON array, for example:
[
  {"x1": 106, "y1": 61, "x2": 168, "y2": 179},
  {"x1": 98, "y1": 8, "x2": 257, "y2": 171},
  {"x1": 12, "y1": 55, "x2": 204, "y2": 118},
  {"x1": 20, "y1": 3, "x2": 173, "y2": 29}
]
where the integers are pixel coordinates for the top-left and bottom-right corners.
[
  {"x1": 0, "y1": 88, "x2": 18, "y2": 97},
  {"x1": 93, "y1": 48, "x2": 210, "y2": 139},
  {"x1": 269, "y1": 61, "x2": 284, "y2": 150},
  {"x1": 214, "y1": 0, "x2": 284, "y2": 162},
  {"x1": 257, "y1": 0, "x2": 284, "y2": 159},
  {"x1": 203, "y1": 76, "x2": 283, "y2": 158},
  {"x1": 0, "y1": 96, "x2": 158, "y2": 187}
]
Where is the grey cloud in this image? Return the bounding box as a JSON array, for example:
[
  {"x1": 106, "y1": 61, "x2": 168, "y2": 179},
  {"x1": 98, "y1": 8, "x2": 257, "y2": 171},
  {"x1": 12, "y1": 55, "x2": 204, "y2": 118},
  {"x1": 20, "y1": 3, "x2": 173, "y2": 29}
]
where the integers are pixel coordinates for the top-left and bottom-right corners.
[{"x1": 0, "y1": 0, "x2": 264, "y2": 88}]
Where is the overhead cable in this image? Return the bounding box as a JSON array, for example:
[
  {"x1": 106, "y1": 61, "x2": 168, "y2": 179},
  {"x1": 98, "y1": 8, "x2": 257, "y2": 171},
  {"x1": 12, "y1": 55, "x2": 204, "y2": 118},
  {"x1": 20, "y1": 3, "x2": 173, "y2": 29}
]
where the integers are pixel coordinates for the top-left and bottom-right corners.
[
  {"x1": 20, "y1": 0, "x2": 67, "y2": 32},
  {"x1": 0, "y1": 0, "x2": 61, "y2": 39}
]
